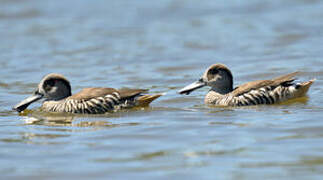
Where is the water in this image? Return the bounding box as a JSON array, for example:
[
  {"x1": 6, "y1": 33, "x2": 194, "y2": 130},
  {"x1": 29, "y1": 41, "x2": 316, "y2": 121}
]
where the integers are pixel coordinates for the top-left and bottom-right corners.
[{"x1": 1, "y1": 0, "x2": 323, "y2": 179}]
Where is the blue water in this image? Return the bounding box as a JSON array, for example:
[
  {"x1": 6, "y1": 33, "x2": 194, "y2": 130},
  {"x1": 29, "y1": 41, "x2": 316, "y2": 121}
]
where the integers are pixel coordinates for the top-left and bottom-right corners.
[{"x1": 1, "y1": 0, "x2": 323, "y2": 179}]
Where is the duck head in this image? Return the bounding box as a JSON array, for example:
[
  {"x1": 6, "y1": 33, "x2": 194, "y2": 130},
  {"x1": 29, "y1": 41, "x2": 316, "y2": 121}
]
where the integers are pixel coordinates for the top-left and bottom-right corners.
[
  {"x1": 13, "y1": 73, "x2": 72, "y2": 112},
  {"x1": 178, "y1": 64, "x2": 233, "y2": 95}
]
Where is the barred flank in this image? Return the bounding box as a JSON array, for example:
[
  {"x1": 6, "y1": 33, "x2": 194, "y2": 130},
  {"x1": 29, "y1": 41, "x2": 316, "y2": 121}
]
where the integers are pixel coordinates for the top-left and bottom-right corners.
[
  {"x1": 223, "y1": 85, "x2": 300, "y2": 106},
  {"x1": 42, "y1": 91, "x2": 163, "y2": 114}
]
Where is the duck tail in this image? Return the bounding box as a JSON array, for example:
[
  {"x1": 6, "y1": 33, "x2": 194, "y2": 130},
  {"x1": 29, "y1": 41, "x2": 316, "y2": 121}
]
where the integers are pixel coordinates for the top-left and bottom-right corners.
[
  {"x1": 136, "y1": 93, "x2": 165, "y2": 107},
  {"x1": 295, "y1": 79, "x2": 315, "y2": 97}
]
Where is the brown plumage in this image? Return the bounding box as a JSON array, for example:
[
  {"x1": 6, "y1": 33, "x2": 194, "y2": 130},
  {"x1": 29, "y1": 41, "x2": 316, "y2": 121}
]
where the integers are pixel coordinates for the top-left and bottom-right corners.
[
  {"x1": 69, "y1": 88, "x2": 146, "y2": 101},
  {"x1": 13, "y1": 73, "x2": 163, "y2": 114},
  {"x1": 231, "y1": 72, "x2": 299, "y2": 97},
  {"x1": 178, "y1": 64, "x2": 315, "y2": 106}
]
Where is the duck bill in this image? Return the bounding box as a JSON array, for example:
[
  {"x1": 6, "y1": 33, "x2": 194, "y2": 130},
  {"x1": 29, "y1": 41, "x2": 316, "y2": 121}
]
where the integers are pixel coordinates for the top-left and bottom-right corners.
[
  {"x1": 178, "y1": 80, "x2": 206, "y2": 95},
  {"x1": 13, "y1": 93, "x2": 43, "y2": 113}
]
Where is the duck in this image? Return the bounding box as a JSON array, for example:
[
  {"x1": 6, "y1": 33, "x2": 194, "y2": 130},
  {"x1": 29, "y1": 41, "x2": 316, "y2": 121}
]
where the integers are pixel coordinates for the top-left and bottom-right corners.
[
  {"x1": 13, "y1": 73, "x2": 163, "y2": 114},
  {"x1": 178, "y1": 64, "x2": 315, "y2": 106}
]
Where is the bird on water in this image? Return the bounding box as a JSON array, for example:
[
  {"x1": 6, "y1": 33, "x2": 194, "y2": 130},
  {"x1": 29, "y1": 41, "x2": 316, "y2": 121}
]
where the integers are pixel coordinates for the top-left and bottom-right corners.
[
  {"x1": 178, "y1": 64, "x2": 315, "y2": 106},
  {"x1": 13, "y1": 73, "x2": 163, "y2": 114}
]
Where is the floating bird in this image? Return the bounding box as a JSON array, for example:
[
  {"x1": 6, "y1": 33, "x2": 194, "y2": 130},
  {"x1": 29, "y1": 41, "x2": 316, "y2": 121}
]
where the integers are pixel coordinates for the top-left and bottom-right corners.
[
  {"x1": 13, "y1": 73, "x2": 163, "y2": 114},
  {"x1": 178, "y1": 64, "x2": 315, "y2": 106}
]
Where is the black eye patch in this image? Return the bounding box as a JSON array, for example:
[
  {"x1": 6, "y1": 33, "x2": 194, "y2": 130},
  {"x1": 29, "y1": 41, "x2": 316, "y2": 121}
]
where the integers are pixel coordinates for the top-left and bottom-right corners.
[
  {"x1": 46, "y1": 79, "x2": 55, "y2": 86},
  {"x1": 43, "y1": 79, "x2": 56, "y2": 91},
  {"x1": 207, "y1": 68, "x2": 219, "y2": 81},
  {"x1": 209, "y1": 68, "x2": 219, "y2": 74}
]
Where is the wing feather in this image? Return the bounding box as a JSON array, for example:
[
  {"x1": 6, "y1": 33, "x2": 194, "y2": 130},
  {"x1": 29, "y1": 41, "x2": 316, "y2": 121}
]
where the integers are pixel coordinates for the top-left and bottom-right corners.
[
  {"x1": 68, "y1": 87, "x2": 147, "y2": 101},
  {"x1": 232, "y1": 72, "x2": 298, "y2": 96}
]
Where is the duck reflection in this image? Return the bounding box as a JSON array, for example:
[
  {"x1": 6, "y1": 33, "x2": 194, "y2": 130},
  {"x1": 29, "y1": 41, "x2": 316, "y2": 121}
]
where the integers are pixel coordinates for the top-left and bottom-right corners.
[
  {"x1": 18, "y1": 109, "x2": 141, "y2": 127},
  {"x1": 20, "y1": 109, "x2": 75, "y2": 126}
]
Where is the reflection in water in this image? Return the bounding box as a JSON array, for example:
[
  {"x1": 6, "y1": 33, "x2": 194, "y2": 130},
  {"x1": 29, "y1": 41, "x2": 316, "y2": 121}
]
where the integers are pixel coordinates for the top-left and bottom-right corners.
[
  {"x1": 184, "y1": 148, "x2": 246, "y2": 157},
  {"x1": 18, "y1": 109, "x2": 146, "y2": 127},
  {"x1": 19, "y1": 110, "x2": 75, "y2": 126},
  {"x1": 1, "y1": 0, "x2": 323, "y2": 179},
  {"x1": 240, "y1": 156, "x2": 323, "y2": 168},
  {"x1": 95, "y1": 150, "x2": 171, "y2": 163},
  {"x1": 0, "y1": 135, "x2": 69, "y2": 145}
]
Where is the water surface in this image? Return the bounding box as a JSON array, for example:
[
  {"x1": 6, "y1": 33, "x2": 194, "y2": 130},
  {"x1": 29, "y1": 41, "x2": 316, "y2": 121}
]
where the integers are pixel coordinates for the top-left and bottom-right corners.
[{"x1": 1, "y1": 0, "x2": 323, "y2": 179}]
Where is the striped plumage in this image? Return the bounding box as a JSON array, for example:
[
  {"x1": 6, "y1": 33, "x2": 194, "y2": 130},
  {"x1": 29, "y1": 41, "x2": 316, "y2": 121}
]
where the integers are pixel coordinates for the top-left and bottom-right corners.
[
  {"x1": 42, "y1": 89, "x2": 122, "y2": 113},
  {"x1": 179, "y1": 64, "x2": 315, "y2": 106},
  {"x1": 13, "y1": 73, "x2": 162, "y2": 114}
]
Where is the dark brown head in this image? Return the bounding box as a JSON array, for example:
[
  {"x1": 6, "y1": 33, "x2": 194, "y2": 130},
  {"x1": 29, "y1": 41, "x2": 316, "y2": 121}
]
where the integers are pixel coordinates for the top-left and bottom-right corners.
[
  {"x1": 178, "y1": 64, "x2": 234, "y2": 95},
  {"x1": 13, "y1": 73, "x2": 72, "y2": 112}
]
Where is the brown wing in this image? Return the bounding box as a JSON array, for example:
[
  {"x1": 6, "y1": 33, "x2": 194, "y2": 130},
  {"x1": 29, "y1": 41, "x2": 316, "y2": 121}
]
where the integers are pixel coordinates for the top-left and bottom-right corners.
[
  {"x1": 118, "y1": 88, "x2": 148, "y2": 99},
  {"x1": 232, "y1": 72, "x2": 299, "y2": 96},
  {"x1": 271, "y1": 71, "x2": 299, "y2": 84},
  {"x1": 69, "y1": 88, "x2": 118, "y2": 100},
  {"x1": 69, "y1": 87, "x2": 148, "y2": 100}
]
